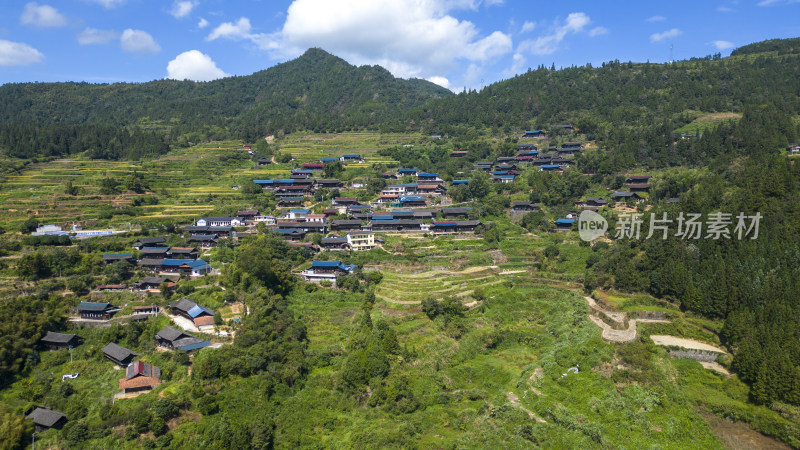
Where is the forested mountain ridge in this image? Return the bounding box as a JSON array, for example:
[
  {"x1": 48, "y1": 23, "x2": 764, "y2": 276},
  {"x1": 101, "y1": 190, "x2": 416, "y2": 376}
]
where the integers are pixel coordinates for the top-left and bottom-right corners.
[
  {"x1": 410, "y1": 38, "x2": 800, "y2": 137},
  {"x1": 3, "y1": 39, "x2": 800, "y2": 161},
  {"x1": 0, "y1": 48, "x2": 452, "y2": 155}
]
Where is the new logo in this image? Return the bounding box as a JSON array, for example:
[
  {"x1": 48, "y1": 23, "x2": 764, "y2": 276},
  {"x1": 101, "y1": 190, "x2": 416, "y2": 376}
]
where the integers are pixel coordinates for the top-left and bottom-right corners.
[{"x1": 578, "y1": 210, "x2": 608, "y2": 241}]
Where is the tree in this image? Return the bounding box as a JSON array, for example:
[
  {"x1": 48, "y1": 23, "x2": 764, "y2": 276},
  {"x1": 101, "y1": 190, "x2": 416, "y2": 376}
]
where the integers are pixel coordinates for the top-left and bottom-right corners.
[
  {"x1": 64, "y1": 180, "x2": 79, "y2": 196},
  {"x1": 99, "y1": 177, "x2": 120, "y2": 195},
  {"x1": 0, "y1": 405, "x2": 32, "y2": 450},
  {"x1": 20, "y1": 217, "x2": 39, "y2": 234}
]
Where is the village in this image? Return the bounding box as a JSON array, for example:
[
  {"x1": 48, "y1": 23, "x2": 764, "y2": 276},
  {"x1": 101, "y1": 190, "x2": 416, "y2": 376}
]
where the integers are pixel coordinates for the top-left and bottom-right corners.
[{"x1": 20, "y1": 130, "x2": 662, "y2": 435}]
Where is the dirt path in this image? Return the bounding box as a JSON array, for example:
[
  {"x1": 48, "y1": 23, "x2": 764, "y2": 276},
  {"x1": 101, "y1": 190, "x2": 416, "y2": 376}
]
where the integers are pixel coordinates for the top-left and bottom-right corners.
[
  {"x1": 507, "y1": 392, "x2": 546, "y2": 423},
  {"x1": 650, "y1": 335, "x2": 726, "y2": 353},
  {"x1": 700, "y1": 362, "x2": 731, "y2": 376},
  {"x1": 585, "y1": 300, "x2": 671, "y2": 343}
]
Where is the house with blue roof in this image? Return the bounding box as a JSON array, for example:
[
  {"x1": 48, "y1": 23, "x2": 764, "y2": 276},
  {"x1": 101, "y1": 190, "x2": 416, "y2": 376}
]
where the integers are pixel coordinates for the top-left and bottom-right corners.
[
  {"x1": 169, "y1": 298, "x2": 216, "y2": 328},
  {"x1": 397, "y1": 168, "x2": 418, "y2": 177},
  {"x1": 399, "y1": 196, "x2": 427, "y2": 207},
  {"x1": 555, "y1": 218, "x2": 575, "y2": 231},
  {"x1": 287, "y1": 209, "x2": 311, "y2": 220},
  {"x1": 301, "y1": 260, "x2": 358, "y2": 285},
  {"x1": 523, "y1": 130, "x2": 545, "y2": 138},
  {"x1": 539, "y1": 165, "x2": 562, "y2": 172},
  {"x1": 452, "y1": 179, "x2": 469, "y2": 185},
  {"x1": 158, "y1": 259, "x2": 211, "y2": 277},
  {"x1": 155, "y1": 326, "x2": 211, "y2": 351},
  {"x1": 340, "y1": 154, "x2": 363, "y2": 163}
]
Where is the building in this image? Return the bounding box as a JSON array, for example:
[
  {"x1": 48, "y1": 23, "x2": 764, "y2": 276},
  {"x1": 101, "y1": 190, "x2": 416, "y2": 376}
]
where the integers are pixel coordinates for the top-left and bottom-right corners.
[
  {"x1": 132, "y1": 237, "x2": 166, "y2": 250},
  {"x1": 441, "y1": 207, "x2": 471, "y2": 218},
  {"x1": 102, "y1": 342, "x2": 138, "y2": 367},
  {"x1": 26, "y1": 407, "x2": 67, "y2": 432},
  {"x1": 340, "y1": 154, "x2": 363, "y2": 163},
  {"x1": 626, "y1": 183, "x2": 650, "y2": 193},
  {"x1": 555, "y1": 218, "x2": 575, "y2": 231},
  {"x1": 155, "y1": 326, "x2": 210, "y2": 351},
  {"x1": 332, "y1": 197, "x2": 360, "y2": 206},
  {"x1": 196, "y1": 216, "x2": 241, "y2": 227},
  {"x1": 76, "y1": 302, "x2": 120, "y2": 320},
  {"x1": 287, "y1": 209, "x2": 311, "y2": 220},
  {"x1": 169, "y1": 298, "x2": 215, "y2": 328},
  {"x1": 398, "y1": 196, "x2": 427, "y2": 208},
  {"x1": 346, "y1": 231, "x2": 375, "y2": 251},
  {"x1": 430, "y1": 220, "x2": 481, "y2": 233},
  {"x1": 168, "y1": 247, "x2": 198, "y2": 259},
  {"x1": 330, "y1": 220, "x2": 363, "y2": 232},
  {"x1": 118, "y1": 361, "x2": 161, "y2": 395},
  {"x1": 133, "y1": 277, "x2": 174, "y2": 291},
  {"x1": 103, "y1": 253, "x2": 135, "y2": 264},
  {"x1": 315, "y1": 179, "x2": 343, "y2": 189},
  {"x1": 188, "y1": 235, "x2": 218, "y2": 248},
  {"x1": 370, "y1": 219, "x2": 423, "y2": 232},
  {"x1": 611, "y1": 192, "x2": 646, "y2": 203},
  {"x1": 131, "y1": 305, "x2": 159, "y2": 321},
  {"x1": 40, "y1": 331, "x2": 81, "y2": 351},
  {"x1": 397, "y1": 168, "x2": 418, "y2": 177},
  {"x1": 301, "y1": 260, "x2": 358, "y2": 284},
  {"x1": 320, "y1": 237, "x2": 349, "y2": 250},
  {"x1": 511, "y1": 201, "x2": 539, "y2": 212},
  {"x1": 523, "y1": 130, "x2": 545, "y2": 139},
  {"x1": 417, "y1": 173, "x2": 442, "y2": 182}
]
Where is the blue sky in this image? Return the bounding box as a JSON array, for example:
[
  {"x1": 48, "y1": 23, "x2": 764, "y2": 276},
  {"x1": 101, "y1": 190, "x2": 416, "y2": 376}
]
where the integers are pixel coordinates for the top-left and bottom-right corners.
[{"x1": 1, "y1": 0, "x2": 799, "y2": 90}]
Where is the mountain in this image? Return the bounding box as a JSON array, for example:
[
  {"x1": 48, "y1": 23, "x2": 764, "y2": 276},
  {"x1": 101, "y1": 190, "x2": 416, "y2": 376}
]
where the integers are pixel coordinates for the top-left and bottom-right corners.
[
  {"x1": 408, "y1": 39, "x2": 800, "y2": 138},
  {"x1": 0, "y1": 48, "x2": 452, "y2": 149}
]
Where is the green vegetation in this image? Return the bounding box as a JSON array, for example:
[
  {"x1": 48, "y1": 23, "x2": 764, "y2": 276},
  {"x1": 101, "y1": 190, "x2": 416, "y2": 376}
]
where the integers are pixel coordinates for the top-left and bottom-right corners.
[{"x1": 1, "y1": 37, "x2": 800, "y2": 449}]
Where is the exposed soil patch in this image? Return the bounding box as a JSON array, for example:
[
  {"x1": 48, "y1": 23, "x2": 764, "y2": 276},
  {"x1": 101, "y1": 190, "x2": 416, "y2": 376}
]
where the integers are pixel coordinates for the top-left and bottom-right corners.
[
  {"x1": 650, "y1": 335, "x2": 726, "y2": 353},
  {"x1": 699, "y1": 410, "x2": 790, "y2": 450}
]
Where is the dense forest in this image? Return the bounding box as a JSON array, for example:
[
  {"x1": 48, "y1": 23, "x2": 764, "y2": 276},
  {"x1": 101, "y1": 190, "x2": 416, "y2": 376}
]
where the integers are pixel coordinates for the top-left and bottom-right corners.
[
  {"x1": 0, "y1": 48, "x2": 452, "y2": 159},
  {"x1": 2, "y1": 40, "x2": 800, "y2": 161}
]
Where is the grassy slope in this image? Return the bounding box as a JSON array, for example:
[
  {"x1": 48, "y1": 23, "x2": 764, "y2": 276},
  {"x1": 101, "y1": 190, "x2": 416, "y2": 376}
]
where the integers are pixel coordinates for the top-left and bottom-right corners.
[{"x1": 2, "y1": 132, "x2": 798, "y2": 448}]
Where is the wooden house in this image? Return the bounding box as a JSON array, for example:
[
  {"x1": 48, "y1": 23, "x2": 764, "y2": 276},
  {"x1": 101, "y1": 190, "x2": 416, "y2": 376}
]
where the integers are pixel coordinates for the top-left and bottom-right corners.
[
  {"x1": 40, "y1": 331, "x2": 81, "y2": 351},
  {"x1": 169, "y1": 298, "x2": 215, "y2": 328},
  {"x1": 26, "y1": 407, "x2": 67, "y2": 432},
  {"x1": 118, "y1": 361, "x2": 161, "y2": 394},
  {"x1": 102, "y1": 342, "x2": 138, "y2": 367},
  {"x1": 155, "y1": 326, "x2": 210, "y2": 351},
  {"x1": 76, "y1": 302, "x2": 120, "y2": 320}
]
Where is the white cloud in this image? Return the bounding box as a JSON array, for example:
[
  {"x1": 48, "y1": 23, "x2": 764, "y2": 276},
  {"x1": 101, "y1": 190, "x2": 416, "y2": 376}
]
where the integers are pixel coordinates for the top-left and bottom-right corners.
[
  {"x1": 427, "y1": 76, "x2": 451, "y2": 90},
  {"x1": 650, "y1": 28, "x2": 682, "y2": 43},
  {"x1": 77, "y1": 28, "x2": 119, "y2": 45},
  {"x1": 166, "y1": 50, "x2": 228, "y2": 81},
  {"x1": 646, "y1": 15, "x2": 666, "y2": 22},
  {"x1": 589, "y1": 26, "x2": 608, "y2": 37},
  {"x1": 712, "y1": 40, "x2": 735, "y2": 50},
  {"x1": 20, "y1": 2, "x2": 67, "y2": 28},
  {"x1": 521, "y1": 21, "x2": 535, "y2": 33},
  {"x1": 207, "y1": 17, "x2": 252, "y2": 41},
  {"x1": 170, "y1": 1, "x2": 198, "y2": 18},
  {"x1": 0, "y1": 39, "x2": 44, "y2": 66},
  {"x1": 87, "y1": 0, "x2": 125, "y2": 8},
  {"x1": 120, "y1": 29, "x2": 161, "y2": 54},
  {"x1": 198, "y1": 18, "x2": 209, "y2": 28},
  {"x1": 717, "y1": 6, "x2": 735, "y2": 12},
  {"x1": 230, "y1": 0, "x2": 512, "y2": 82},
  {"x1": 517, "y1": 12, "x2": 591, "y2": 56}
]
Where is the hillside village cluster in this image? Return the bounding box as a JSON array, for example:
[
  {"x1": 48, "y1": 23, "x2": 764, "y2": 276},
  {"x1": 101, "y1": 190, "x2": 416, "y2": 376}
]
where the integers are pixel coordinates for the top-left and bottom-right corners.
[{"x1": 24, "y1": 130, "x2": 661, "y2": 431}]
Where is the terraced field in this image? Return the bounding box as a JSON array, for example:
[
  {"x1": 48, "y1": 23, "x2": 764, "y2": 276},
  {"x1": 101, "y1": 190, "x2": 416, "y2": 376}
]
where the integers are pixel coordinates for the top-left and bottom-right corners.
[{"x1": 0, "y1": 132, "x2": 424, "y2": 228}]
